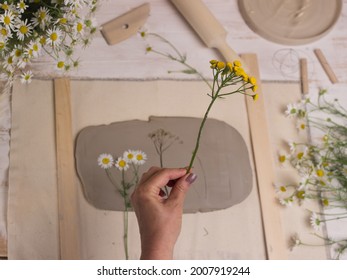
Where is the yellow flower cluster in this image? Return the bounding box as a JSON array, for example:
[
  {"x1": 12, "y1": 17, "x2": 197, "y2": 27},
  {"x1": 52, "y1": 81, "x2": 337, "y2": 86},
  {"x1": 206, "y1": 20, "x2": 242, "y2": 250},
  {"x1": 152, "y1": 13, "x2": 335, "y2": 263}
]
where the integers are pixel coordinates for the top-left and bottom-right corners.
[{"x1": 209, "y1": 59, "x2": 258, "y2": 101}]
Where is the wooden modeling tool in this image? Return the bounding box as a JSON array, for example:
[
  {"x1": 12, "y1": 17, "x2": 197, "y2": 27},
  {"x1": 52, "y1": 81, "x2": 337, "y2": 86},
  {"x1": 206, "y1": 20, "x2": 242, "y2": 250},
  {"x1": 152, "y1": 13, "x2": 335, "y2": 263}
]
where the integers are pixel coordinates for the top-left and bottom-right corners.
[
  {"x1": 300, "y1": 58, "x2": 309, "y2": 94},
  {"x1": 169, "y1": 0, "x2": 241, "y2": 63},
  {"x1": 100, "y1": 3, "x2": 150, "y2": 45},
  {"x1": 314, "y1": 48, "x2": 338, "y2": 84},
  {"x1": 170, "y1": 0, "x2": 286, "y2": 259}
]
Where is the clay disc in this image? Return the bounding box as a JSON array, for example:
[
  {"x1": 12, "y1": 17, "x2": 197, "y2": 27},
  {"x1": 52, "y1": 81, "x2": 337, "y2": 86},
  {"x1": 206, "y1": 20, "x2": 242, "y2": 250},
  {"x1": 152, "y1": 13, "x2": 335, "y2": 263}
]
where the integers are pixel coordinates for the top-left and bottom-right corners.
[
  {"x1": 75, "y1": 117, "x2": 253, "y2": 213},
  {"x1": 238, "y1": 0, "x2": 342, "y2": 45}
]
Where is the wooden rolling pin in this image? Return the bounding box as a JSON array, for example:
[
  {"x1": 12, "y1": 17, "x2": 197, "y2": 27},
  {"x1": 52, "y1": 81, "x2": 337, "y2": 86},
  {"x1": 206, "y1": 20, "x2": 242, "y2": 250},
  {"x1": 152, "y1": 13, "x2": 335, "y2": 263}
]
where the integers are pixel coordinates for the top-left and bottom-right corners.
[{"x1": 170, "y1": 0, "x2": 241, "y2": 63}]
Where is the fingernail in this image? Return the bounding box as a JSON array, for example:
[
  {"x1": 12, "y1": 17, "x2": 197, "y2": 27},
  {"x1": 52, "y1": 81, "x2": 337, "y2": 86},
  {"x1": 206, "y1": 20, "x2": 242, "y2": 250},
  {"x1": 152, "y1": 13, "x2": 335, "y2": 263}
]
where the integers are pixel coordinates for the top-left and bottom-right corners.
[{"x1": 186, "y1": 173, "x2": 197, "y2": 184}]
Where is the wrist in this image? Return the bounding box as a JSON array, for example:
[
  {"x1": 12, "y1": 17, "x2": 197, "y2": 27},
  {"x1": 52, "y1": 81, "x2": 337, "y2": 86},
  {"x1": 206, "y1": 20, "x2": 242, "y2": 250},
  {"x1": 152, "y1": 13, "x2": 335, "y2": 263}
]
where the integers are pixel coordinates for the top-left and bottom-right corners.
[{"x1": 140, "y1": 241, "x2": 175, "y2": 260}]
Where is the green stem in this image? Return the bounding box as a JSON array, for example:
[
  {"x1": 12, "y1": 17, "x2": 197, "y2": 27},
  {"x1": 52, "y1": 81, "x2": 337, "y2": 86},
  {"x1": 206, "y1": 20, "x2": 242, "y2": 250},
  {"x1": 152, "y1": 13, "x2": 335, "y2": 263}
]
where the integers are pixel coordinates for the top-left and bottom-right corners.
[
  {"x1": 187, "y1": 94, "x2": 219, "y2": 173},
  {"x1": 121, "y1": 170, "x2": 129, "y2": 260}
]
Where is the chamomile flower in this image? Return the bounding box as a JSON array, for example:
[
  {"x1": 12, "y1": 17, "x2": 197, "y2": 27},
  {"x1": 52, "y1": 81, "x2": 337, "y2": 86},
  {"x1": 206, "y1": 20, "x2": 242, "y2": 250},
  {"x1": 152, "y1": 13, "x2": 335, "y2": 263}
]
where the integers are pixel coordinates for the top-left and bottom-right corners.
[
  {"x1": 134, "y1": 150, "x2": 147, "y2": 165},
  {"x1": 25, "y1": 40, "x2": 41, "y2": 58},
  {"x1": 274, "y1": 183, "x2": 288, "y2": 195},
  {"x1": 32, "y1": 7, "x2": 52, "y2": 30},
  {"x1": 285, "y1": 103, "x2": 300, "y2": 118},
  {"x1": 279, "y1": 196, "x2": 295, "y2": 207},
  {"x1": 20, "y1": 70, "x2": 33, "y2": 84},
  {"x1": 55, "y1": 59, "x2": 66, "y2": 71},
  {"x1": 46, "y1": 27, "x2": 62, "y2": 47},
  {"x1": 15, "y1": 19, "x2": 33, "y2": 41},
  {"x1": 278, "y1": 150, "x2": 289, "y2": 165},
  {"x1": 0, "y1": 25, "x2": 12, "y2": 38},
  {"x1": 310, "y1": 212, "x2": 322, "y2": 231},
  {"x1": 115, "y1": 157, "x2": 129, "y2": 171},
  {"x1": 123, "y1": 150, "x2": 136, "y2": 163},
  {"x1": 97, "y1": 153, "x2": 114, "y2": 169},
  {"x1": 0, "y1": 10, "x2": 15, "y2": 30},
  {"x1": 17, "y1": 1, "x2": 28, "y2": 13},
  {"x1": 289, "y1": 234, "x2": 302, "y2": 251},
  {"x1": 296, "y1": 119, "x2": 307, "y2": 131}
]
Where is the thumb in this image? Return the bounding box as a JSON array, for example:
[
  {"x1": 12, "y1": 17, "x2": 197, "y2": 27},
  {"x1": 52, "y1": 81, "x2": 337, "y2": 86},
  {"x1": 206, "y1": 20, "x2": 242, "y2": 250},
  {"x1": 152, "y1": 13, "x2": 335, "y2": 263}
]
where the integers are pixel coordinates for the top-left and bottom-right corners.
[{"x1": 166, "y1": 173, "x2": 197, "y2": 206}]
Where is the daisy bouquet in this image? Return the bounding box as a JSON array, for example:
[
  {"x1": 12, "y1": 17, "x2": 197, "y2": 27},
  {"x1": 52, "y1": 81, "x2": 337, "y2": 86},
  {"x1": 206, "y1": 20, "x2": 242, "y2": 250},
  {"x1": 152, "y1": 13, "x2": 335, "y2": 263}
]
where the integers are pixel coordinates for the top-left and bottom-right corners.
[
  {"x1": 0, "y1": 0, "x2": 98, "y2": 87},
  {"x1": 278, "y1": 89, "x2": 347, "y2": 258}
]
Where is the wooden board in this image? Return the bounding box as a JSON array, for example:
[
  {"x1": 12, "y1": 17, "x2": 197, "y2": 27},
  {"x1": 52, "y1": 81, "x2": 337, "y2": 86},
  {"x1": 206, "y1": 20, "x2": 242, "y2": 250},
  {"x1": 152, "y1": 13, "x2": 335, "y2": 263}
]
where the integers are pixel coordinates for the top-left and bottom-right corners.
[
  {"x1": 54, "y1": 78, "x2": 81, "y2": 259},
  {"x1": 241, "y1": 53, "x2": 287, "y2": 259}
]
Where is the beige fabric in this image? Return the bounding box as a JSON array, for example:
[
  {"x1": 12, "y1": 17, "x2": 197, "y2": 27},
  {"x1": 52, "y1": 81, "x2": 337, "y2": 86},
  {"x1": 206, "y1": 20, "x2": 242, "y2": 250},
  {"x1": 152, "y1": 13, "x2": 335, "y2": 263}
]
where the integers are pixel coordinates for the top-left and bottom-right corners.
[{"x1": 8, "y1": 79, "x2": 328, "y2": 259}]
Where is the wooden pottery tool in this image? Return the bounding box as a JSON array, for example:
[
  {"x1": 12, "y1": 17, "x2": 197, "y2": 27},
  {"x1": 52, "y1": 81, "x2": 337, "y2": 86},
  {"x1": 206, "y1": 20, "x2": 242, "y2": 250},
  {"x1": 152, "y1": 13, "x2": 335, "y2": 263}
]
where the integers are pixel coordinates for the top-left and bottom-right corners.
[
  {"x1": 170, "y1": 0, "x2": 287, "y2": 259},
  {"x1": 314, "y1": 48, "x2": 338, "y2": 84},
  {"x1": 300, "y1": 58, "x2": 309, "y2": 94},
  {"x1": 169, "y1": 0, "x2": 241, "y2": 63},
  {"x1": 100, "y1": 3, "x2": 150, "y2": 45}
]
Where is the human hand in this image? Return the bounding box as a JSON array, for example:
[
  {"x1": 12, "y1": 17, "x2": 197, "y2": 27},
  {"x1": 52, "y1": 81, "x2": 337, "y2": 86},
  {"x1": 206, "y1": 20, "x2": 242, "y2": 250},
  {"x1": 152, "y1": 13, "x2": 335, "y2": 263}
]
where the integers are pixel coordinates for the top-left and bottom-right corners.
[{"x1": 131, "y1": 167, "x2": 197, "y2": 260}]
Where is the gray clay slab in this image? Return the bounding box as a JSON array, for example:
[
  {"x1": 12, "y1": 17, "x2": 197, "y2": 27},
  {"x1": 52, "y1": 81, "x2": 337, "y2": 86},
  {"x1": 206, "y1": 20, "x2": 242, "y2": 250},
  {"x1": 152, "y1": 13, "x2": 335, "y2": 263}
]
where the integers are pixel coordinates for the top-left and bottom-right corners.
[{"x1": 75, "y1": 117, "x2": 253, "y2": 213}]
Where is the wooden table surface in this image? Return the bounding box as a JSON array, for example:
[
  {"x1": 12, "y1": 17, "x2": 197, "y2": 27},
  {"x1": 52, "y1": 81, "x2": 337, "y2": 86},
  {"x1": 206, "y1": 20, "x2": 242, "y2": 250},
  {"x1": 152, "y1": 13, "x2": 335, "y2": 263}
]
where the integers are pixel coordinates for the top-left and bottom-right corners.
[{"x1": 1, "y1": 0, "x2": 347, "y2": 258}]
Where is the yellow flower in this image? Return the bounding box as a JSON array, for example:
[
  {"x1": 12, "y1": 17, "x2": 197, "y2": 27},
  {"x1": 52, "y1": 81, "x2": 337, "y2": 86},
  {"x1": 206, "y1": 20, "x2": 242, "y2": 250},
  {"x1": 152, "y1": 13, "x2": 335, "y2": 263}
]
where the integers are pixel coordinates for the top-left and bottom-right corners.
[
  {"x1": 233, "y1": 60, "x2": 242, "y2": 67},
  {"x1": 252, "y1": 85, "x2": 258, "y2": 92},
  {"x1": 226, "y1": 62, "x2": 233, "y2": 71},
  {"x1": 252, "y1": 94, "x2": 259, "y2": 101},
  {"x1": 216, "y1": 61, "x2": 225, "y2": 70},
  {"x1": 249, "y1": 76, "x2": 257, "y2": 85}
]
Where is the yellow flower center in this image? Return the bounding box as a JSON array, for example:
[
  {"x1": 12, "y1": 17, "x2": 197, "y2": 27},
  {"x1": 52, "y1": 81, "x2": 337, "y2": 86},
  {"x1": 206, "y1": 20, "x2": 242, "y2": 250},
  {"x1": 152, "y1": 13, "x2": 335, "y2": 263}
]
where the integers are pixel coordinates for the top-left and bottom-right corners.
[
  {"x1": 20, "y1": 2, "x2": 25, "y2": 9},
  {"x1": 15, "y1": 49, "x2": 22, "y2": 57},
  {"x1": 77, "y1": 22, "x2": 83, "y2": 32},
  {"x1": 300, "y1": 123, "x2": 306, "y2": 130},
  {"x1": 296, "y1": 191, "x2": 305, "y2": 199},
  {"x1": 19, "y1": 25, "x2": 28, "y2": 34},
  {"x1": 102, "y1": 158, "x2": 110, "y2": 164},
  {"x1": 127, "y1": 154, "x2": 134, "y2": 160},
  {"x1": 279, "y1": 186, "x2": 286, "y2": 192},
  {"x1": 322, "y1": 199, "x2": 329, "y2": 206},
  {"x1": 59, "y1": 18, "x2": 67, "y2": 24},
  {"x1": 1, "y1": 28, "x2": 8, "y2": 36},
  {"x1": 7, "y1": 56, "x2": 13, "y2": 64},
  {"x1": 50, "y1": 32, "x2": 58, "y2": 42},
  {"x1": 4, "y1": 15, "x2": 11, "y2": 25},
  {"x1": 39, "y1": 12, "x2": 46, "y2": 20},
  {"x1": 0, "y1": 42, "x2": 4, "y2": 49},
  {"x1": 316, "y1": 169, "x2": 324, "y2": 177},
  {"x1": 1, "y1": 4, "x2": 9, "y2": 10},
  {"x1": 33, "y1": 44, "x2": 39, "y2": 51},
  {"x1": 137, "y1": 154, "x2": 143, "y2": 161},
  {"x1": 57, "y1": 61, "x2": 65, "y2": 69},
  {"x1": 279, "y1": 155, "x2": 286, "y2": 163},
  {"x1": 297, "y1": 152, "x2": 304, "y2": 160},
  {"x1": 119, "y1": 160, "x2": 126, "y2": 168},
  {"x1": 40, "y1": 37, "x2": 46, "y2": 45}
]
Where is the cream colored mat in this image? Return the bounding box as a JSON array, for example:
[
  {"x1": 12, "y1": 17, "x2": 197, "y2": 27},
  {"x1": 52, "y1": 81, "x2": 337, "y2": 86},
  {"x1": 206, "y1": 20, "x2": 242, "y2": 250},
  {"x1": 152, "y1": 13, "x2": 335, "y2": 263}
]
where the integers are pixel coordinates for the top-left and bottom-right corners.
[{"x1": 8, "y1": 79, "x2": 328, "y2": 259}]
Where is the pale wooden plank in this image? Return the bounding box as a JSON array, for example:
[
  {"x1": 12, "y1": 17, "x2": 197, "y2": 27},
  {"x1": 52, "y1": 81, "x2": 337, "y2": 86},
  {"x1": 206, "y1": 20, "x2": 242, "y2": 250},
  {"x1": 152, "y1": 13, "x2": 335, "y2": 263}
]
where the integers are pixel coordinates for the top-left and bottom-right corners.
[
  {"x1": 54, "y1": 78, "x2": 81, "y2": 260},
  {"x1": 241, "y1": 53, "x2": 288, "y2": 259}
]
